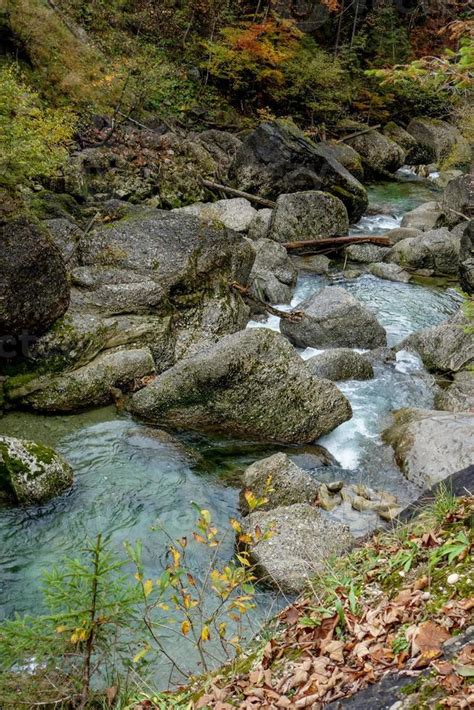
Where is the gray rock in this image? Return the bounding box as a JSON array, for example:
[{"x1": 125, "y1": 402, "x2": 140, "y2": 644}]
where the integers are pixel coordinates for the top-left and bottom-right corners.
[
  {"x1": 318, "y1": 140, "x2": 364, "y2": 181},
  {"x1": 195, "y1": 130, "x2": 242, "y2": 172},
  {"x1": 240, "y1": 452, "x2": 321, "y2": 514},
  {"x1": 280, "y1": 286, "x2": 386, "y2": 349},
  {"x1": 383, "y1": 121, "x2": 419, "y2": 163},
  {"x1": 400, "y1": 309, "x2": 473, "y2": 373},
  {"x1": 305, "y1": 348, "x2": 374, "y2": 381},
  {"x1": 442, "y1": 174, "x2": 473, "y2": 228},
  {"x1": 407, "y1": 118, "x2": 471, "y2": 168},
  {"x1": 387, "y1": 228, "x2": 461, "y2": 275},
  {"x1": 400, "y1": 202, "x2": 444, "y2": 231},
  {"x1": 17, "y1": 347, "x2": 155, "y2": 412},
  {"x1": 248, "y1": 238, "x2": 297, "y2": 306},
  {"x1": 291, "y1": 254, "x2": 331, "y2": 274},
  {"x1": 345, "y1": 127, "x2": 405, "y2": 177},
  {"x1": 248, "y1": 208, "x2": 273, "y2": 240},
  {"x1": 344, "y1": 243, "x2": 391, "y2": 264},
  {"x1": 0, "y1": 217, "x2": 70, "y2": 338},
  {"x1": 0, "y1": 435, "x2": 73, "y2": 505},
  {"x1": 130, "y1": 328, "x2": 352, "y2": 444},
  {"x1": 387, "y1": 227, "x2": 423, "y2": 244},
  {"x1": 242, "y1": 503, "x2": 354, "y2": 593},
  {"x1": 459, "y1": 220, "x2": 474, "y2": 294},
  {"x1": 383, "y1": 408, "x2": 474, "y2": 488},
  {"x1": 43, "y1": 218, "x2": 82, "y2": 264},
  {"x1": 174, "y1": 197, "x2": 257, "y2": 233},
  {"x1": 228, "y1": 121, "x2": 369, "y2": 221},
  {"x1": 368, "y1": 262, "x2": 411, "y2": 283},
  {"x1": 434, "y1": 369, "x2": 474, "y2": 413},
  {"x1": 268, "y1": 190, "x2": 349, "y2": 243},
  {"x1": 451, "y1": 221, "x2": 470, "y2": 238}
]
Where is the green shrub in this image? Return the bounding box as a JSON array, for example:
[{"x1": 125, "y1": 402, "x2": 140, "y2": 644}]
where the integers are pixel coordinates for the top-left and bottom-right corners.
[{"x1": 0, "y1": 64, "x2": 75, "y2": 188}]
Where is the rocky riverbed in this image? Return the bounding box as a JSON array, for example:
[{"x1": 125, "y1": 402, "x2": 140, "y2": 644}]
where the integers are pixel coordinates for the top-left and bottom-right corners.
[{"x1": 0, "y1": 117, "x2": 472, "y2": 680}]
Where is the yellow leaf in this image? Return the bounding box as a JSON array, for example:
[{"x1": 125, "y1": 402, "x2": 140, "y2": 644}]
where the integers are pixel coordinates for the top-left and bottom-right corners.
[
  {"x1": 181, "y1": 619, "x2": 191, "y2": 635},
  {"x1": 56, "y1": 625, "x2": 67, "y2": 634},
  {"x1": 229, "y1": 518, "x2": 241, "y2": 533},
  {"x1": 236, "y1": 553, "x2": 251, "y2": 567},
  {"x1": 201, "y1": 625, "x2": 210, "y2": 641},
  {"x1": 158, "y1": 602, "x2": 169, "y2": 611},
  {"x1": 143, "y1": 579, "x2": 153, "y2": 597},
  {"x1": 170, "y1": 547, "x2": 181, "y2": 568},
  {"x1": 133, "y1": 644, "x2": 150, "y2": 664}
]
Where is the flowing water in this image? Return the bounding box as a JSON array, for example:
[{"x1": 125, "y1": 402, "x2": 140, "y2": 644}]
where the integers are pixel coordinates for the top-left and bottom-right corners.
[{"x1": 0, "y1": 178, "x2": 462, "y2": 681}]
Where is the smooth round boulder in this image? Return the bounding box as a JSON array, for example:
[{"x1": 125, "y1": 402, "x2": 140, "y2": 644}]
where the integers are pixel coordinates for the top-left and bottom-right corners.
[
  {"x1": 387, "y1": 227, "x2": 423, "y2": 244},
  {"x1": 0, "y1": 435, "x2": 73, "y2": 505},
  {"x1": 368, "y1": 262, "x2": 411, "y2": 283},
  {"x1": 0, "y1": 217, "x2": 70, "y2": 338},
  {"x1": 130, "y1": 327, "x2": 352, "y2": 444},
  {"x1": 305, "y1": 348, "x2": 374, "y2": 381},
  {"x1": 345, "y1": 126, "x2": 405, "y2": 177},
  {"x1": 344, "y1": 243, "x2": 391, "y2": 264},
  {"x1": 387, "y1": 228, "x2": 461, "y2": 276},
  {"x1": 268, "y1": 190, "x2": 349, "y2": 243},
  {"x1": 400, "y1": 202, "x2": 444, "y2": 232},
  {"x1": 280, "y1": 286, "x2": 387, "y2": 349}
]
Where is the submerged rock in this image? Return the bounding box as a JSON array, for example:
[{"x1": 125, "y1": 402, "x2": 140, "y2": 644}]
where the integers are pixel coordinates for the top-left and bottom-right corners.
[
  {"x1": 305, "y1": 349, "x2": 374, "y2": 381},
  {"x1": 130, "y1": 328, "x2": 352, "y2": 444},
  {"x1": 387, "y1": 227, "x2": 461, "y2": 275},
  {"x1": 0, "y1": 435, "x2": 73, "y2": 505},
  {"x1": 174, "y1": 197, "x2": 257, "y2": 232},
  {"x1": 268, "y1": 190, "x2": 349, "y2": 243},
  {"x1": 383, "y1": 408, "x2": 474, "y2": 489},
  {"x1": 242, "y1": 503, "x2": 354, "y2": 593},
  {"x1": 400, "y1": 310, "x2": 473, "y2": 373},
  {"x1": 407, "y1": 118, "x2": 471, "y2": 168},
  {"x1": 280, "y1": 286, "x2": 386, "y2": 349},
  {"x1": 15, "y1": 348, "x2": 155, "y2": 412},
  {"x1": 228, "y1": 121, "x2": 368, "y2": 221},
  {"x1": 240, "y1": 452, "x2": 321, "y2": 514},
  {"x1": 368, "y1": 262, "x2": 411, "y2": 283},
  {"x1": 0, "y1": 217, "x2": 70, "y2": 338},
  {"x1": 248, "y1": 238, "x2": 297, "y2": 306}
]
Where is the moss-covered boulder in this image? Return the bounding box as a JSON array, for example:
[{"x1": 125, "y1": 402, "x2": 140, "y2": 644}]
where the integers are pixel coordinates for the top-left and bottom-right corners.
[
  {"x1": 268, "y1": 190, "x2": 349, "y2": 243},
  {"x1": 131, "y1": 327, "x2": 352, "y2": 444},
  {"x1": 387, "y1": 228, "x2": 461, "y2": 276},
  {"x1": 229, "y1": 121, "x2": 368, "y2": 222},
  {"x1": 305, "y1": 348, "x2": 374, "y2": 381},
  {"x1": 344, "y1": 126, "x2": 405, "y2": 177},
  {"x1": 382, "y1": 122, "x2": 419, "y2": 163},
  {"x1": 407, "y1": 118, "x2": 471, "y2": 169},
  {"x1": 0, "y1": 435, "x2": 73, "y2": 505}
]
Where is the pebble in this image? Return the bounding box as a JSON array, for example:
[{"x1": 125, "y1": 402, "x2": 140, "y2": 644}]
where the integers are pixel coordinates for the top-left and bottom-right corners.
[{"x1": 447, "y1": 573, "x2": 459, "y2": 585}]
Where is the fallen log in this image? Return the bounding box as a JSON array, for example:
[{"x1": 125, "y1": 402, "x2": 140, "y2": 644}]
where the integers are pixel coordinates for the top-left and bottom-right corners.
[
  {"x1": 201, "y1": 179, "x2": 277, "y2": 209},
  {"x1": 283, "y1": 235, "x2": 392, "y2": 253}
]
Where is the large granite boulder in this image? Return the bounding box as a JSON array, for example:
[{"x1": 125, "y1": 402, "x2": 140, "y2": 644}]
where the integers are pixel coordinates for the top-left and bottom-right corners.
[
  {"x1": 383, "y1": 122, "x2": 419, "y2": 163},
  {"x1": 400, "y1": 310, "x2": 473, "y2": 373},
  {"x1": 10, "y1": 348, "x2": 155, "y2": 413},
  {"x1": 291, "y1": 254, "x2": 331, "y2": 274},
  {"x1": 459, "y1": 221, "x2": 474, "y2": 294},
  {"x1": 248, "y1": 238, "x2": 297, "y2": 306},
  {"x1": 280, "y1": 287, "x2": 387, "y2": 349},
  {"x1": 305, "y1": 348, "x2": 374, "y2": 381},
  {"x1": 0, "y1": 217, "x2": 70, "y2": 338},
  {"x1": 407, "y1": 118, "x2": 471, "y2": 168},
  {"x1": 248, "y1": 208, "x2": 273, "y2": 240},
  {"x1": 268, "y1": 190, "x2": 349, "y2": 243},
  {"x1": 383, "y1": 408, "x2": 474, "y2": 489},
  {"x1": 228, "y1": 121, "x2": 369, "y2": 221},
  {"x1": 387, "y1": 227, "x2": 461, "y2": 275},
  {"x1": 0, "y1": 435, "x2": 73, "y2": 505},
  {"x1": 242, "y1": 503, "x2": 354, "y2": 593},
  {"x1": 387, "y1": 227, "x2": 423, "y2": 244},
  {"x1": 240, "y1": 452, "x2": 321, "y2": 514},
  {"x1": 434, "y1": 370, "x2": 474, "y2": 413},
  {"x1": 174, "y1": 197, "x2": 257, "y2": 232},
  {"x1": 130, "y1": 328, "x2": 352, "y2": 444},
  {"x1": 442, "y1": 174, "x2": 473, "y2": 228},
  {"x1": 317, "y1": 141, "x2": 364, "y2": 181},
  {"x1": 400, "y1": 202, "x2": 444, "y2": 231},
  {"x1": 344, "y1": 126, "x2": 405, "y2": 177}
]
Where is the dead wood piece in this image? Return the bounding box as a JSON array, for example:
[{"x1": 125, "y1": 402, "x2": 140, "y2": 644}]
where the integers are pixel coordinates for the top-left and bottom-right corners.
[
  {"x1": 230, "y1": 282, "x2": 303, "y2": 322},
  {"x1": 202, "y1": 180, "x2": 277, "y2": 209},
  {"x1": 336, "y1": 124, "x2": 381, "y2": 144}
]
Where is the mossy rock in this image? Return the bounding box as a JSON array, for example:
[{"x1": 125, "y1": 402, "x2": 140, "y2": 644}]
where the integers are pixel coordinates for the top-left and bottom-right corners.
[{"x1": 0, "y1": 435, "x2": 73, "y2": 505}]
